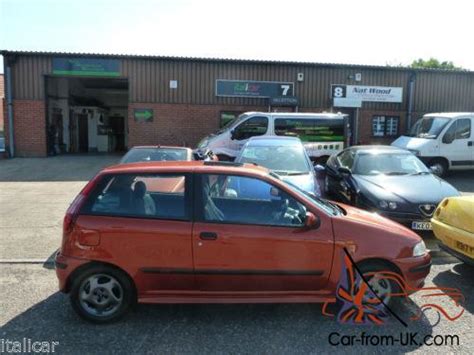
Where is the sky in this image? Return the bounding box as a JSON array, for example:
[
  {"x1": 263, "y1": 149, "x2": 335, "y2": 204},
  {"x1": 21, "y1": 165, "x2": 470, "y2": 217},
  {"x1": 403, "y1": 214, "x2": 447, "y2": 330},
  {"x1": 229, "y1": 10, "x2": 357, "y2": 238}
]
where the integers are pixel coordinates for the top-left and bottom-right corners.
[{"x1": 1, "y1": 0, "x2": 474, "y2": 72}]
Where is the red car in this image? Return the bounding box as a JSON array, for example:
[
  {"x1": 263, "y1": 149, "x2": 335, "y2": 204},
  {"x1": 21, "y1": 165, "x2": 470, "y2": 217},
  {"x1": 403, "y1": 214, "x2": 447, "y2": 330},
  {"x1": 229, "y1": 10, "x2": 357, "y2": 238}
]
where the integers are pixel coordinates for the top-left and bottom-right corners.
[{"x1": 55, "y1": 161, "x2": 431, "y2": 323}]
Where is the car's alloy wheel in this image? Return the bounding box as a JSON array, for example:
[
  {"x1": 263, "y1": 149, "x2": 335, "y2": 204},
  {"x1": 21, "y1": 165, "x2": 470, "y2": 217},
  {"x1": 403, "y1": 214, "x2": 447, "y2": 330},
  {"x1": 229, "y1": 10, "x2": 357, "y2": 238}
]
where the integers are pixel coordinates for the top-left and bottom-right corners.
[
  {"x1": 79, "y1": 274, "x2": 123, "y2": 317},
  {"x1": 362, "y1": 272, "x2": 393, "y2": 305},
  {"x1": 70, "y1": 265, "x2": 134, "y2": 323}
]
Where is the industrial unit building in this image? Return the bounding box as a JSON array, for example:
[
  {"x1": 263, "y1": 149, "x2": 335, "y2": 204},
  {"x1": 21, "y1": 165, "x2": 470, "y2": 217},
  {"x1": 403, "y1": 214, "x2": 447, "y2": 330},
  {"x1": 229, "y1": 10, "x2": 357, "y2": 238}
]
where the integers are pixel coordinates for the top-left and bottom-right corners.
[{"x1": 1, "y1": 50, "x2": 474, "y2": 157}]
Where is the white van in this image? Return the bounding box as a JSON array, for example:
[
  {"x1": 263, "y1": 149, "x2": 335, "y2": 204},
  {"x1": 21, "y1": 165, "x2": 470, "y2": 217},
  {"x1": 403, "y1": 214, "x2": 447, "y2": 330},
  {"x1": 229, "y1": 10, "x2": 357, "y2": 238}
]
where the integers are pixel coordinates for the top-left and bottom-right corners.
[
  {"x1": 197, "y1": 112, "x2": 347, "y2": 162},
  {"x1": 392, "y1": 112, "x2": 474, "y2": 176}
]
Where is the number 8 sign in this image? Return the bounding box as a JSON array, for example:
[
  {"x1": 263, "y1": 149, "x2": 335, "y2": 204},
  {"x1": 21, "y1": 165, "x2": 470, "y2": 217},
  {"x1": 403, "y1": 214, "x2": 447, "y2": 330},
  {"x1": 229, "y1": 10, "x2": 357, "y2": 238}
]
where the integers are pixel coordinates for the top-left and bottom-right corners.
[{"x1": 331, "y1": 85, "x2": 347, "y2": 98}]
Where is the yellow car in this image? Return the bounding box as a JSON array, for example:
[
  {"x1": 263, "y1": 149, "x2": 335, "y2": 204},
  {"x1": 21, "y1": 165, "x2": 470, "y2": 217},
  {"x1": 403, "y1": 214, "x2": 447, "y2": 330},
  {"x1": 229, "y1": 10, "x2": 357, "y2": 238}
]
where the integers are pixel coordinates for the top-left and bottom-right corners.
[{"x1": 432, "y1": 196, "x2": 474, "y2": 265}]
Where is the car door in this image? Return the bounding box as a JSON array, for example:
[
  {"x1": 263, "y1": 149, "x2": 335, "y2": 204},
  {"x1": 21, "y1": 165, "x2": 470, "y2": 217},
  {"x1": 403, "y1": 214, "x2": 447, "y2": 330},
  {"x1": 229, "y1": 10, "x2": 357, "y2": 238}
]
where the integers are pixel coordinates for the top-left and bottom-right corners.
[
  {"x1": 192, "y1": 173, "x2": 334, "y2": 292},
  {"x1": 441, "y1": 118, "x2": 473, "y2": 168},
  {"x1": 78, "y1": 172, "x2": 195, "y2": 294},
  {"x1": 228, "y1": 116, "x2": 269, "y2": 155}
]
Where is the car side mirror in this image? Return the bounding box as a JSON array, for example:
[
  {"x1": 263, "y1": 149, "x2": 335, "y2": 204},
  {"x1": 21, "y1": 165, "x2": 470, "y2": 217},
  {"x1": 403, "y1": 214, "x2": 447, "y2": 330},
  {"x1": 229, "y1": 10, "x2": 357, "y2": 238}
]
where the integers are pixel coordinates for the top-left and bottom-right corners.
[
  {"x1": 442, "y1": 133, "x2": 454, "y2": 144},
  {"x1": 314, "y1": 164, "x2": 326, "y2": 172},
  {"x1": 230, "y1": 129, "x2": 238, "y2": 140},
  {"x1": 338, "y1": 166, "x2": 352, "y2": 176},
  {"x1": 304, "y1": 212, "x2": 320, "y2": 229}
]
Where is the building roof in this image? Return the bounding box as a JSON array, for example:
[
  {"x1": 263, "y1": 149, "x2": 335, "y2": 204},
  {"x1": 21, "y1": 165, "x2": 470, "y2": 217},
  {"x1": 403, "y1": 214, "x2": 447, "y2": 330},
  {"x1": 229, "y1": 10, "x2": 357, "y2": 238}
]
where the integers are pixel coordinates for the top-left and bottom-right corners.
[{"x1": 1, "y1": 50, "x2": 473, "y2": 75}]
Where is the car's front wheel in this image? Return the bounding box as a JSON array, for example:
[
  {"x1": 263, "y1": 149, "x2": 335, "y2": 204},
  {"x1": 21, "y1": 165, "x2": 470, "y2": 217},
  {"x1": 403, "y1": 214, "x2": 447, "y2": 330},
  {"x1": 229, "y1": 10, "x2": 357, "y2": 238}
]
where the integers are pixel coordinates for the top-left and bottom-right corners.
[{"x1": 70, "y1": 265, "x2": 135, "y2": 323}]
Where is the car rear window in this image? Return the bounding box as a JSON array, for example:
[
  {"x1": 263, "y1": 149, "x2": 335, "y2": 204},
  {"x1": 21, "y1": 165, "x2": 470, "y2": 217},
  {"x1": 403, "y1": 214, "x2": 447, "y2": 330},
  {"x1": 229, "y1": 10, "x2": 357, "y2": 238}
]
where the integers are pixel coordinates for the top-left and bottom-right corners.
[{"x1": 81, "y1": 173, "x2": 189, "y2": 220}]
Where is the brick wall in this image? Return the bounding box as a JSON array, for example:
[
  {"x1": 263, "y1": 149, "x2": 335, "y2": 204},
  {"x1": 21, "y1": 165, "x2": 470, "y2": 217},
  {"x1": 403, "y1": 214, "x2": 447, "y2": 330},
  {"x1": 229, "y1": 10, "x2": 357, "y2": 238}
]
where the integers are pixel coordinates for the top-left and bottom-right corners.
[
  {"x1": 128, "y1": 103, "x2": 266, "y2": 148},
  {"x1": 6, "y1": 100, "x2": 47, "y2": 157}
]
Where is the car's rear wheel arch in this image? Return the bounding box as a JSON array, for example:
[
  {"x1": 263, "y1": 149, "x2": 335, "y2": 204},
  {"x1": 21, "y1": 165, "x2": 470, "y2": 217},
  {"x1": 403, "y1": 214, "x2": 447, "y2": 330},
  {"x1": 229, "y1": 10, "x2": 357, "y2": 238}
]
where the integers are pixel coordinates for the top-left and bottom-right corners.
[{"x1": 66, "y1": 261, "x2": 137, "y2": 301}]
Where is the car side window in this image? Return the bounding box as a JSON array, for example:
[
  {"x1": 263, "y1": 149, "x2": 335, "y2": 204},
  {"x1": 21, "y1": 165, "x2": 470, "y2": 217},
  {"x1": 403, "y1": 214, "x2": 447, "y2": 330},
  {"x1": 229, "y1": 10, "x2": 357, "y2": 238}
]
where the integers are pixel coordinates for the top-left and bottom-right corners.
[
  {"x1": 233, "y1": 117, "x2": 268, "y2": 140},
  {"x1": 455, "y1": 119, "x2": 471, "y2": 139},
  {"x1": 200, "y1": 174, "x2": 307, "y2": 227},
  {"x1": 337, "y1": 150, "x2": 354, "y2": 169},
  {"x1": 82, "y1": 173, "x2": 189, "y2": 220}
]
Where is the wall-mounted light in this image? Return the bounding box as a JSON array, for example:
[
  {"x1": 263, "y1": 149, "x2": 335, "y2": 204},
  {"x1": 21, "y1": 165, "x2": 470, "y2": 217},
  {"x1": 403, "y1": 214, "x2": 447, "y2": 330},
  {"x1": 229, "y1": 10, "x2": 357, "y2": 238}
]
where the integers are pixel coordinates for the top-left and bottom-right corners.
[{"x1": 297, "y1": 73, "x2": 304, "y2": 82}]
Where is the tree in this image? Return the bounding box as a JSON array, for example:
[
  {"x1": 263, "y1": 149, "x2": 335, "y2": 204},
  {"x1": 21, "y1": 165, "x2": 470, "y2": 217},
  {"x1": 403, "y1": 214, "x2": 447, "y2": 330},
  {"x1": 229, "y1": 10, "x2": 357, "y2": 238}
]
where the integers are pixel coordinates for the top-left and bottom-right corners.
[{"x1": 410, "y1": 58, "x2": 463, "y2": 70}]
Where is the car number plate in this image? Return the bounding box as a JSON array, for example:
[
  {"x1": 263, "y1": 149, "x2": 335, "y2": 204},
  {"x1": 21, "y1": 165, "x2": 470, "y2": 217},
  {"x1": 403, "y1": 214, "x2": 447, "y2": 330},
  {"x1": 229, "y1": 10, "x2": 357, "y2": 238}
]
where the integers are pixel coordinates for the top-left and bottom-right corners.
[{"x1": 411, "y1": 221, "x2": 432, "y2": 230}]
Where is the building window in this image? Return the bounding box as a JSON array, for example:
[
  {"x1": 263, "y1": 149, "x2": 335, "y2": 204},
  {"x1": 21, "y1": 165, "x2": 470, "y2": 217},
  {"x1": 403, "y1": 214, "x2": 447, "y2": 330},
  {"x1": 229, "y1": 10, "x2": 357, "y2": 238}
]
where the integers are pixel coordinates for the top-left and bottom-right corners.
[
  {"x1": 372, "y1": 116, "x2": 399, "y2": 137},
  {"x1": 220, "y1": 111, "x2": 242, "y2": 128}
]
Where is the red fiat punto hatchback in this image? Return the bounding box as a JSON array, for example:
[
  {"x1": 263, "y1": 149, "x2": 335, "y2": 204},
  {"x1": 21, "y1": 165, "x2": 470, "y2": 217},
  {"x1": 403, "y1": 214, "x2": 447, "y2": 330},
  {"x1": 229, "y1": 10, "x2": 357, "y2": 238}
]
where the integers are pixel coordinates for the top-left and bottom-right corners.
[{"x1": 55, "y1": 161, "x2": 431, "y2": 323}]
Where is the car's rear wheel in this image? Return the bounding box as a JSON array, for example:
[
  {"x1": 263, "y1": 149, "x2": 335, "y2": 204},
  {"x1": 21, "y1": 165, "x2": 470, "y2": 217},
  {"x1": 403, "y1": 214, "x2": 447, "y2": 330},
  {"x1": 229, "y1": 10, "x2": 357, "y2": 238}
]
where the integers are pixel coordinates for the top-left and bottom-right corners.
[
  {"x1": 70, "y1": 265, "x2": 135, "y2": 323},
  {"x1": 429, "y1": 158, "x2": 448, "y2": 177}
]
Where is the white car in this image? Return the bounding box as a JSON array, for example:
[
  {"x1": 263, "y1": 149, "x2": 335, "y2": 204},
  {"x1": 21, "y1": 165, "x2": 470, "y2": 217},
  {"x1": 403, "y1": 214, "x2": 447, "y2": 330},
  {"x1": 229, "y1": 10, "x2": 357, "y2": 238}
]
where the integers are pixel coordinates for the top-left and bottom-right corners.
[{"x1": 392, "y1": 112, "x2": 474, "y2": 176}]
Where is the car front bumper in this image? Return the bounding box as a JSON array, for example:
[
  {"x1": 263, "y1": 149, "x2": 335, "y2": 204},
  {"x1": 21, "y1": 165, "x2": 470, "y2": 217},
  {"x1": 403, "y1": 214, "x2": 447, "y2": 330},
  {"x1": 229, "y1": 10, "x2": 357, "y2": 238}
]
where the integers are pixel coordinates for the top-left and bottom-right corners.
[{"x1": 393, "y1": 253, "x2": 432, "y2": 291}]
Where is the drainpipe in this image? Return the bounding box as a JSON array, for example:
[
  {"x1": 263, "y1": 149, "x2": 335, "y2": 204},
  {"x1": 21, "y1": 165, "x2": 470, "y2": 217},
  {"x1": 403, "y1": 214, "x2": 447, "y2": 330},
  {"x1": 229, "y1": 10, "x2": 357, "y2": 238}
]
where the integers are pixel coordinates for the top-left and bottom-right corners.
[
  {"x1": 5, "y1": 58, "x2": 15, "y2": 157},
  {"x1": 406, "y1": 72, "x2": 416, "y2": 132}
]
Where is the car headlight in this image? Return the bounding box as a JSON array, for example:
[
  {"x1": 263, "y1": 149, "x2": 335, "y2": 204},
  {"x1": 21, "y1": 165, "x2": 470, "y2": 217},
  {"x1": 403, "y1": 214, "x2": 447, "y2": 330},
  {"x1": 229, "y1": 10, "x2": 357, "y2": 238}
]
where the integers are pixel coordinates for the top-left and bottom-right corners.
[
  {"x1": 378, "y1": 201, "x2": 398, "y2": 210},
  {"x1": 413, "y1": 241, "x2": 427, "y2": 257}
]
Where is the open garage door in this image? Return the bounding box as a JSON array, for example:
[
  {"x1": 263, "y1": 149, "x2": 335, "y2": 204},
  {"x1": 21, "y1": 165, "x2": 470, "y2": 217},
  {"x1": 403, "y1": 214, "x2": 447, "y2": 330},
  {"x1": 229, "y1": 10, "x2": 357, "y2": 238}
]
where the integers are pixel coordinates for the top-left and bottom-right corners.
[{"x1": 46, "y1": 77, "x2": 128, "y2": 155}]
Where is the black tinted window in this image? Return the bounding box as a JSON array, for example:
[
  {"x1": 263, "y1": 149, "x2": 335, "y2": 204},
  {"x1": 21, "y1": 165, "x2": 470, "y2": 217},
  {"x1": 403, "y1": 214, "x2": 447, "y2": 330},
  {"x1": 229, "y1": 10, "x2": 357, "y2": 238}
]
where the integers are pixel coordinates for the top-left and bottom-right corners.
[
  {"x1": 233, "y1": 117, "x2": 268, "y2": 140},
  {"x1": 274, "y1": 118, "x2": 344, "y2": 142},
  {"x1": 200, "y1": 174, "x2": 306, "y2": 227},
  {"x1": 82, "y1": 174, "x2": 188, "y2": 220}
]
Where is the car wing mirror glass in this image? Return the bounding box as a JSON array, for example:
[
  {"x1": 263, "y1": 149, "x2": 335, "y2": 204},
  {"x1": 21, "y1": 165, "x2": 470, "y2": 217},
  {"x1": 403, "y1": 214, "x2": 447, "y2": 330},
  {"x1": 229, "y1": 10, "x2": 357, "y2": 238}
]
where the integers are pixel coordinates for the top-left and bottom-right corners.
[
  {"x1": 314, "y1": 164, "x2": 326, "y2": 172},
  {"x1": 304, "y1": 212, "x2": 320, "y2": 229}
]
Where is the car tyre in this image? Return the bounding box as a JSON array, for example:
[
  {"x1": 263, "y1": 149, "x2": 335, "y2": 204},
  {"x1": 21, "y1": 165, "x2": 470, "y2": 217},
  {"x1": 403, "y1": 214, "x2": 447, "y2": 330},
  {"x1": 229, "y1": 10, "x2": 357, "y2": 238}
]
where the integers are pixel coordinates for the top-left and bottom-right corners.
[
  {"x1": 70, "y1": 264, "x2": 135, "y2": 324},
  {"x1": 429, "y1": 158, "x2": 448, "y2": 177},
  {"x1": 356, "y1": 262, "x2": 403, "y2": 309}
]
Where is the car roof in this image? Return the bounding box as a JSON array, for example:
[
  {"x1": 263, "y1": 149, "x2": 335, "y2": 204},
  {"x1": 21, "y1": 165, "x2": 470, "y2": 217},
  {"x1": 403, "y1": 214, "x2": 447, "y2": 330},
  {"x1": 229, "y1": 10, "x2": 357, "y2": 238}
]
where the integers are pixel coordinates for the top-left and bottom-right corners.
[
  {"x1": 423, "y1": 112, "x2": 474, "y2": 119},
  {"x1": 244, "y1": 111, "x2": 347, "y2": 118},
  {"x1": 348, "y1": 145, "x2": 410, "y2": 154},
  {"x1": 102, "y1": 161, "x2": 270, "y2": 176},
  {"x1": 246, "y1": 136, "x2": 303, "y2": 147}
]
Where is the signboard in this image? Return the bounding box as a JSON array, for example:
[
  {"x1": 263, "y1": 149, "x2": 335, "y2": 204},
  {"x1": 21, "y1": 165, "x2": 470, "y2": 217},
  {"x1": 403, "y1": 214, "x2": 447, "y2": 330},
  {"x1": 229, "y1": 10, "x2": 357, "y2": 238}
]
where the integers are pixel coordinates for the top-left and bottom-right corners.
[
  {"x1": 333, "y1": 97, "x2": 362, "y2": 108},
  {"x1": 134, "y1": 109, "x2": 153, "y2": 122},
  {"x1": 216, "y1": 80, "x2": 294, "y2": 98},
  {"x1": 270, "y1": 96, "x2": 299, "y2": 106},
  {"x1": 331, "y1": 84, "x2": 403, "y2": 103},
  {"x1": 52, "y1": 58, "x2": 120, "y2": 77}
]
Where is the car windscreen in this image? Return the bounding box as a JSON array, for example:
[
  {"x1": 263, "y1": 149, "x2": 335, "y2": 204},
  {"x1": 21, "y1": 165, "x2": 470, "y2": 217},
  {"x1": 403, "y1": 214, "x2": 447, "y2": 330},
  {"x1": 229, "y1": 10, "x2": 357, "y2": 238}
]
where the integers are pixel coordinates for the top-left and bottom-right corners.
[
  {"x1": 238, "y1": 145, "x2": 310, "y2": 174},
  {"x1": 409, "y1": 117, "x2": 451, "y2": 139},
  {"x1": 354, "y1": 152, "x2": 430, "y2": 176},
  {"x1": 120, "y1": 148, "x2": 189, "y2": 163},
  {"x1": 215, "y1": 113, "x2": 249, "y2": 134}
]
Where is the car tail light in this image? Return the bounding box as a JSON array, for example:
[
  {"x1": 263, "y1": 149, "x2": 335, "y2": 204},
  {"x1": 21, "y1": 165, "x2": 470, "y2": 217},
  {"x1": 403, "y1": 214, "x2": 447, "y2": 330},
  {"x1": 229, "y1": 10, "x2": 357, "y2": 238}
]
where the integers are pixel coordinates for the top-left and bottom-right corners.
[{"x1": 63, "y1": 174, "x2": 101, "y2": 236}]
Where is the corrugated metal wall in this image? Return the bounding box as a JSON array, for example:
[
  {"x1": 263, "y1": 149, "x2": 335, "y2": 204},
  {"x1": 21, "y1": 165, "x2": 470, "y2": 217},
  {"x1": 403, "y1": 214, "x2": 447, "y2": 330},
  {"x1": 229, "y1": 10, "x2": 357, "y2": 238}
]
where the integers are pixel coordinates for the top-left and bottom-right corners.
[
  {"x1": 11, "y1": 55, "x2": 52, "y2": 100},
  {"x1": 8, "y1": 54, "x2": 474, "y2": 112}
]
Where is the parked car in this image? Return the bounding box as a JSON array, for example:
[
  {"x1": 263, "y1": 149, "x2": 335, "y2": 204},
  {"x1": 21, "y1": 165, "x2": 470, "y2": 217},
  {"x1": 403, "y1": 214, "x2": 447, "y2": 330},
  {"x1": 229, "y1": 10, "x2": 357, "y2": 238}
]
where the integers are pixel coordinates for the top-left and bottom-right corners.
[
  {"x1": 120, "y1": 146, "x2": 216, "y2": 164},
  {"x1": 324, "y1": 145, "x2": 460, "y2": 231},
  {"x1": 234, "y1": 136, "x2": 321, "y2": 197},
  {"x1": 56, "y1": 160, "x2": 430, "y2": 323},
  {"x1": 197, "y1": 112, "x2": 347, "y2": 163},
  {"x1": 392, "y1": 112, "x2": 474, "y2": 176},
  {"x1": 432, "y1": 196, "x2": 474, "y2": 265}
]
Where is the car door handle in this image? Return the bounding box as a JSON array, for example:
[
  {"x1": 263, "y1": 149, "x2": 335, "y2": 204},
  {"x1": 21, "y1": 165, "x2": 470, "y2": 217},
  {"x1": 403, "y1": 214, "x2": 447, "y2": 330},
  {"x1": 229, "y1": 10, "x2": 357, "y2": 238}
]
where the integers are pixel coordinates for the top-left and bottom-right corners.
[
  {"x1": 199, "y1": 232, "x2": 218, "y2": 240},
  {"x1": 468, "y1": 141, "x2": 473, "y2": 146}
]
